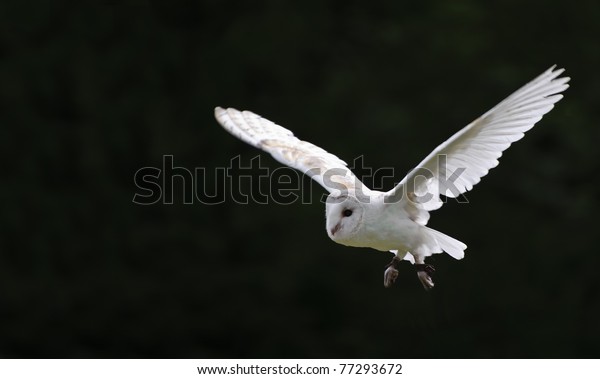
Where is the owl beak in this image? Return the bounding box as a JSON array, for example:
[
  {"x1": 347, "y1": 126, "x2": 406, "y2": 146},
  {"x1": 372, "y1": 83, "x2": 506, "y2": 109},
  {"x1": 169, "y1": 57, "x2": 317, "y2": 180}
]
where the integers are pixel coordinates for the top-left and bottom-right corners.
[{"x1": 330, "y1": 223, "x2": 341, "y2": 236}]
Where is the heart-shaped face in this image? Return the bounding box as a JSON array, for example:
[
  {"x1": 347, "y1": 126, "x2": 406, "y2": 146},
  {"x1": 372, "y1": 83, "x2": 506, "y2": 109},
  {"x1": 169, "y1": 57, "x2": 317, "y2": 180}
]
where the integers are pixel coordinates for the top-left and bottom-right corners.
[{"x1": 325, "y1": 194, "x2": 365, "y2": 244}]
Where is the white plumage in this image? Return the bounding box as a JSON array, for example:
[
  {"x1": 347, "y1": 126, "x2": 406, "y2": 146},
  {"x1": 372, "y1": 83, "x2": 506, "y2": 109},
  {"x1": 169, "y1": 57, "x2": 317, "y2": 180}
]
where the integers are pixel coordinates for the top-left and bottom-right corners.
[
  {"x1": 214, "y1": 104, "x2": 369, "y2": 195},
  {"x1": 214, "y1": 66, "x2": 569, "y2": 289}
]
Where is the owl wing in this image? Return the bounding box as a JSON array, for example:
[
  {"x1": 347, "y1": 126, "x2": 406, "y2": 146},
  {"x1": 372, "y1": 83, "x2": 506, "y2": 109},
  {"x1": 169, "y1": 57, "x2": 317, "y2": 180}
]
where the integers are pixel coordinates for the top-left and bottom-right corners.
[
  {"x1": 215, "y1": 107, "x2": 371, "y2": 196},
  {"x1": 385, "y1": 66, "x2": 569, "y2": 225}
]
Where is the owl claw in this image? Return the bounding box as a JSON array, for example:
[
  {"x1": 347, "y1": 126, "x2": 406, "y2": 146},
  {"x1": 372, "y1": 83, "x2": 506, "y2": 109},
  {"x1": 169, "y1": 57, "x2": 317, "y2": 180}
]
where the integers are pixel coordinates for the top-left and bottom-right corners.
[
  {"x1": 384, "y1": 257, "x2": 402, "y2": 288},
  {"x1": 415, "y1": 264, "x2": 435, "y2": 290}
]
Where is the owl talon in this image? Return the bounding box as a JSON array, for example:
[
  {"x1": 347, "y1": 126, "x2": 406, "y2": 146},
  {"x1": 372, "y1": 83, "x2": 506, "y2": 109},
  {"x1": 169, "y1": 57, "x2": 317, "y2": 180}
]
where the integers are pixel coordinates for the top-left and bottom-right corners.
[
  {"x1": 415, "y1": 264, "x2": 435, "y2": 290},
  {"x1": 384, "y1": 257, "x2": 402, "y2": 288}
]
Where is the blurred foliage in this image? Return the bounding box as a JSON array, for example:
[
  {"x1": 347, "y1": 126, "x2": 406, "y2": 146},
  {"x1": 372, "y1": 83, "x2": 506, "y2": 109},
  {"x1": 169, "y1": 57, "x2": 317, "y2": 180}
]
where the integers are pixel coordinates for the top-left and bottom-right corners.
[{"x1": 1, "y1": 0, "x2": 599, "y2": 357}]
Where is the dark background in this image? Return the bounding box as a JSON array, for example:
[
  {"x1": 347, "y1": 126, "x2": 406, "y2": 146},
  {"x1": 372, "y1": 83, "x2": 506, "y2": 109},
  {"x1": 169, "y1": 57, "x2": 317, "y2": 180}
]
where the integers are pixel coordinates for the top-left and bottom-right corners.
[{"x1": 2, "y1": 0, "x2": 599, "y2": 358}]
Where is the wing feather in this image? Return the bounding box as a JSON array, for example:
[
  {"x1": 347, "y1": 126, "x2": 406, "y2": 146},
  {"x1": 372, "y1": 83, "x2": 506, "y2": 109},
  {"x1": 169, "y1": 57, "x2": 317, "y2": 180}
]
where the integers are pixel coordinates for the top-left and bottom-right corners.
[
  {"x1": 386, "y1": 66, "x2": 569, "y2": 224},
  {"x1": 215, "y1": 107, "x2": 370, "y2": 195}
]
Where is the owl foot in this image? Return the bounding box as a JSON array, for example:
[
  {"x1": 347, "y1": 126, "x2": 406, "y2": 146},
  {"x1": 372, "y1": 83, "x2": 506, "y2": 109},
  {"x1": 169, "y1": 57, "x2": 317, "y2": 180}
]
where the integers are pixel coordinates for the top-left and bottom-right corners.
[
  {"x1": 383, "y1": 256, "x2": 402, "y2": 288},
  {"x1": 415, "y1": 264, "x2": 435, "y2": 290}
]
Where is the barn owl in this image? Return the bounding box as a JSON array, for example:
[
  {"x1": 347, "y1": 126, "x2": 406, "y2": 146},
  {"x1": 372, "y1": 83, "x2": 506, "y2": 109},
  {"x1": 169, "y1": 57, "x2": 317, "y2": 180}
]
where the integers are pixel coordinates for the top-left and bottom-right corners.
[{"x1": 214, "y1": 66, "x2": 569, "y2": 289}]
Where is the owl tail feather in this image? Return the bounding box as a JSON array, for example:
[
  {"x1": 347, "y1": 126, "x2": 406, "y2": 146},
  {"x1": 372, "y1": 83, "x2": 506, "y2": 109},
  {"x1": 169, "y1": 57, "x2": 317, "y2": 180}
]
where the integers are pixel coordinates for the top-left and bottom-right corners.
[{"x1": 426, "y1": 228, "x2": 467, "y2": 260}]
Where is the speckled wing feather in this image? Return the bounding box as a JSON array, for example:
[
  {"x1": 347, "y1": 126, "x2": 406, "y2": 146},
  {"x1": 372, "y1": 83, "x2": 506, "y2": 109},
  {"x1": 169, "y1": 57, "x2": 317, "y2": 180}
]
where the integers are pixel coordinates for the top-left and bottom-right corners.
[
  {"x1": 387, "y1": 66, "x2": 569, "y2": 225},
  {"x1": 215, "y1": 107, "x2": 370, "y2": 195}
]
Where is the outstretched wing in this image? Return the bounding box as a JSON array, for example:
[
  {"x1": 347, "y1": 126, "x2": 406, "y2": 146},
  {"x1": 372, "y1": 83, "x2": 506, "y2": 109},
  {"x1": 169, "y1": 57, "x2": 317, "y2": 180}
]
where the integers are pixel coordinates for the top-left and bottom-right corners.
[
  {"x1": 386, "y1": 66, "x2": 569, "y2": 225},
  {"x1": 215, "y1": 107, "x2": 370, "y2": 195}
]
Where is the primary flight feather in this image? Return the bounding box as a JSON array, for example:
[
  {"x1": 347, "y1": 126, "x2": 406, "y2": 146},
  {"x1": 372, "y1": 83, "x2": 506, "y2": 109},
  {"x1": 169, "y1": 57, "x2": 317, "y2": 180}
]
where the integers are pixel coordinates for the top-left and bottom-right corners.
[{"x1": 214, "y1": 66, "x2": 569, "y2": 289}]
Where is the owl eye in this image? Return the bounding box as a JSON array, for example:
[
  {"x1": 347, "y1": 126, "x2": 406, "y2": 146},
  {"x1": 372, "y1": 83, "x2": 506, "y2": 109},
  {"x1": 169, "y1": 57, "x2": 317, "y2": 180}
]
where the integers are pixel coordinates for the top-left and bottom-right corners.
[{"x1": 342, "y1": 209, "x2": 353, "y2": 217}]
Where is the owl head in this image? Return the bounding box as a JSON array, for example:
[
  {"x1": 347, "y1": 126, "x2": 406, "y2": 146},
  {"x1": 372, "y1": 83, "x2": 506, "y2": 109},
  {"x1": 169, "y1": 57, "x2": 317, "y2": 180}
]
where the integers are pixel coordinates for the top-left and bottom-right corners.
[{"x1": 325, "y1": 194, "x2": 366, "y2": 245}]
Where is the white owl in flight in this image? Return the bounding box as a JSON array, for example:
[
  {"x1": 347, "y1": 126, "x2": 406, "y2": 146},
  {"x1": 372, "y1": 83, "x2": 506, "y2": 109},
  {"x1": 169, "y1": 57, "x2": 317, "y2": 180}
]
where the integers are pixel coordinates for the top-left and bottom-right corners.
[{"x1": 214, "y1": 66, "x2": 569, "y2": 290}]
